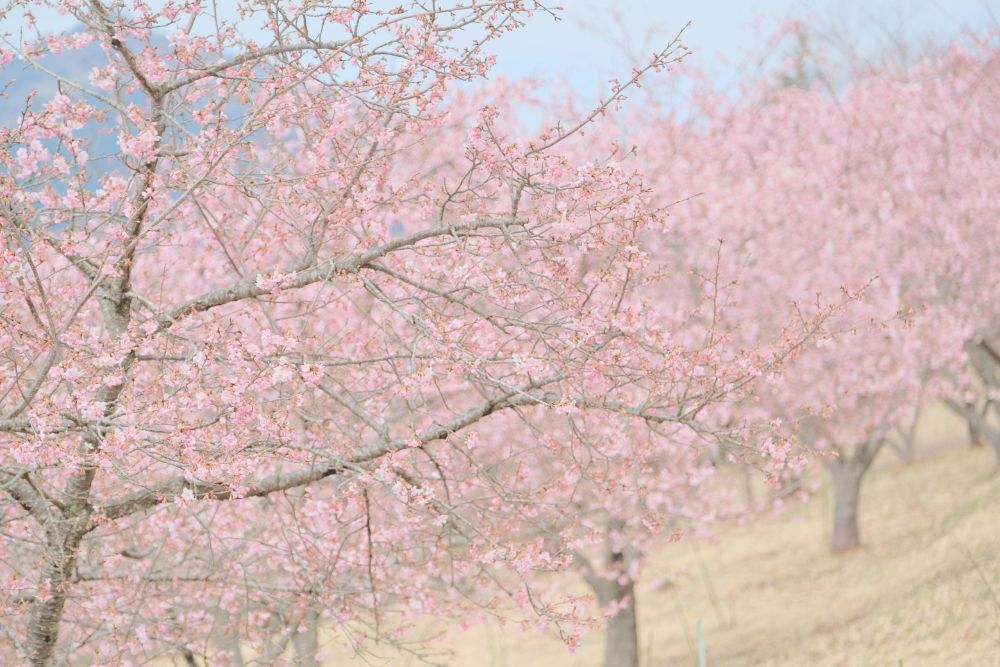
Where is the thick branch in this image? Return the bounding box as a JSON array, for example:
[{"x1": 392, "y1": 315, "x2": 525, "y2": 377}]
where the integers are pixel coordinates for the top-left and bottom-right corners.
[
  {"x1": 946, "y1": 398, "x2": 1000, "y2": 444},
  {"x1": 160, "y1": 217, "x2": 525, "y2": 330},
  {"x1": 95, "y1": 376, "x2": 559, "y2": 522},
  {"x1": 0, "y1": 469, "x2": 61, "y2": 529},
  {"x1": 0, "y1": 419, "x2": 34, "y2": 434},
  {"x1": 161, "y1": 40, "x2": 350, "y2": 94}
]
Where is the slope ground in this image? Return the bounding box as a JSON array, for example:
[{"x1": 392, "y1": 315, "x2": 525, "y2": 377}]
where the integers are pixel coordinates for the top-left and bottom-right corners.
[
  {"x1": 153, "y1": 405, "x2": 1000, "y2": 666},
  {"x1": 323, "y1": 403, "x2": 1000, "y2": 666}
]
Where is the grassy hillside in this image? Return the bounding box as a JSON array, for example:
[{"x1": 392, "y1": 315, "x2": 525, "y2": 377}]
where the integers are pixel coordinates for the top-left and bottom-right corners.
[
  {"x1": 155, "y1": 404, "x2": 1000, "y2": 666},
  {"x1": 316, "y1": 403, "x2": 1000, "y2": 666}
]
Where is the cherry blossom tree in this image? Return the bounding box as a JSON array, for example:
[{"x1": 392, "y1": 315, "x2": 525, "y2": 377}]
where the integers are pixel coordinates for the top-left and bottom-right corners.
[
  {"x1": 0, "y1": 1, "x2": 792, "y2": 663},
  {"x1": 329, "y1": 75, "x2": 833, "y2": 667},
  {"x1": 632, "y1": 26, "x2": 1000, "y2": 552},
  {"x1": 6, "y1": 2, "x2": 993, "y2": 663}
]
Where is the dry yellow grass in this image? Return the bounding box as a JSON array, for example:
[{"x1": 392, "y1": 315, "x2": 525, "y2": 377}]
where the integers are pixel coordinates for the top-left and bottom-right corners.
[
  {"x1": 316, "y1": 403, "x2": 1000, "y2": 666},
  {"x1": 151, "y1": 403, "x2": 1000, "y2": 666}
]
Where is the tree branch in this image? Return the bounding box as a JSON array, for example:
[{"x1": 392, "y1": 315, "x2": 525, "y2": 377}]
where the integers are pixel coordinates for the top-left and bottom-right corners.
[
  {"x1": 94, "y1": 374, "x2": 560, "y2": 522},
  {"x1": 159, "y1": 217, "x2": 526, "y2": 330}
]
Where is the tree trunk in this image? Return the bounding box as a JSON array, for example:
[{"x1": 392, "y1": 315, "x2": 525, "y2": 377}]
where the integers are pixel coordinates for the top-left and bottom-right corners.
[
  {"x1": 581, "y1": 519, "x2": 640, "y2": 667},
  {"x1": 601, "y1": 578, "x2": 638, "y2": 667},
  {"x1": 968, "y1": 412, "x2": 984, "y2": 448},
  {"x1": 828, "y1": 439, "x2": 882, "y2": 553},
  {"x1": 292, "y1": 610, "x2": 321, "y2": 667},
  {"x1": 212, "y1": 609, "x2": 245, "y2": 667},
  {"x1": 990, "y1": 436, "x2": 1000, "y2": 470},
  {"x1": 26, "y1": 551, "x2": 76, "y2": 666},
  {"x1": 966, "y1": 342, "x2": 1000, "y2": 463},
  {"x1": 829, "y1": 458, "x2": 863, "y2": 552},
  {"x1": 895, "y1": 419, "x2": 917, "y2": 464},
  {"x1": 946, "y1": 399, "x2": 1000, "y2": 469},
  {"x1": 26, "y1": 506, "x2": 90, "y2": 665}
]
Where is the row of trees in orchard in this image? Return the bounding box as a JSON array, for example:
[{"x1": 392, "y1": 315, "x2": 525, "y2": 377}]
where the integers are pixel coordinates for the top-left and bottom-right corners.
[
  {"x1": 0, "y1": 2, "x2": 996, "y2": 665},
  {"x1": 634, "y1": 26, "x2": 1000, "y2": 554},
  {"x1": 629, "y1": 26, "x2": 1000, "y2": 555}
]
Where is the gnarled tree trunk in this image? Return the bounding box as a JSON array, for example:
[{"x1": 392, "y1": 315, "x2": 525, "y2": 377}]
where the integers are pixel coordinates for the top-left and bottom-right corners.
[
  {"x1": 889, "y1": 402, "x2": 921, "y2": 464},
  {"x1": 829, "y1": 458, "x2": 863, "y2": 552},
  {"x1": 292, "y1": 609, "x2": 321, "y2": 667},
  {"x1": 26, "y1": 472, "x2": 95, "y2": 666},
  {"x1": 967, "y1": 403, "x2": 985, "y2": 448},
  {"x1": 964, "y1": 341, "x2": 1000, "y2": 465},
  {"x1": 828, "y1": 439, "x2": 882, "y2": 553},
  {"x1": 26, "y1": 535, "x2": 80, "y2": 666},
  {"x1": 579, "y1": 518, "x2": 640, "y2": 667},
  {"x1": 946, "y1": 398, "x2": 1000, "y2": 469},
  {"x1": 597, "y1": 575, "x2": 638, "y2": 667}
]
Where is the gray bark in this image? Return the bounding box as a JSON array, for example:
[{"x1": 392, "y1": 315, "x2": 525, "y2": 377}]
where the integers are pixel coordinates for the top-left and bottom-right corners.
[
  {"x1": 889, "y1": 404, "x2": 921, "y2": 464},
  {"x1": 580, "y1": 519, "x2": 640, "y2": 667},
  {"x1": 946, "y1": 399, "x2": 1000, "y2": 469},
  {"x1": 829, "y1": 458, "x2": 863, "y2": 552},
  {"x1": 963, "y1": 400, "x2": 989, "y2": 448},
  {"x1": 212, "y1": 608, "x2": 245, "y2": 667},
  {"x1": 26, "y1": 475, "x2": 95, "y2": 665},
  {"x1": 965, "y1": 341, "x2": 1000, "y2": 464},
  {"x1": 600, "y1": 578, "x2": 638, "y2": 667},
  {"x1": 291, "y1": 610, "x2": 321, "y2": 667},
  {"x1": 25, "y1": 543, "x2": 78, "y2": 666},
  {"x1": 828, "y1": 439, "x2": 882, "y2": 553}
]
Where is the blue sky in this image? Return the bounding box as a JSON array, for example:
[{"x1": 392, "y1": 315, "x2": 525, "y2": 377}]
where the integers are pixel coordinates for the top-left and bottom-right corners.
[
  {"x1": 1, "y1": 0, "x2": 997, "y2": 100},
  {"x1": 486, "y1": 1, "x2": 999, "y2": 89}
]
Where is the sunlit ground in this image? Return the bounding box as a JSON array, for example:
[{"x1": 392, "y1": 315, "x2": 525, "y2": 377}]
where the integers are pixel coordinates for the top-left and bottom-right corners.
[{"x1": 262, "y1": 404, "x2": 1000, "y2": 666}]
